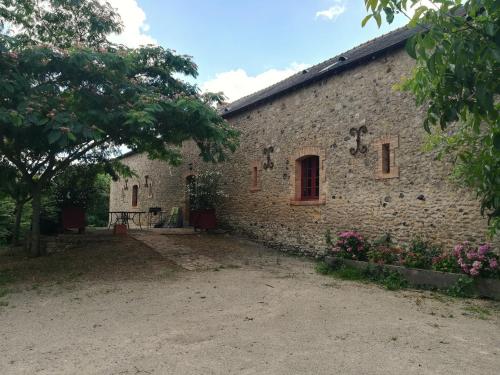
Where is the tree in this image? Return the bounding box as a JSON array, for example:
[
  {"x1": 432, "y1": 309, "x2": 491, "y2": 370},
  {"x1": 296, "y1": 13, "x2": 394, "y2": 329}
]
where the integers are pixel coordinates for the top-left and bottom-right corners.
[
  {"x1": 0, "y1": 0, "x2": 238, "y2": 256},
  {"x1": 363, "y1": 0, "x2": 500, "y2": 235}
]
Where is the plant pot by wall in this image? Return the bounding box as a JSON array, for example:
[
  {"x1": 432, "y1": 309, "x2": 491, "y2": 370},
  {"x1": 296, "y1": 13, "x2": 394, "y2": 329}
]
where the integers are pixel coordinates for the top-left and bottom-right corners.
[
  {"x1": 62, "y1": 206, "x2": 86, "y2": 233},
  {"x1": 113, "y1": 223, "x2": 128, "y2": 235},
  {"x1": 191, "y1": 209, "x2": 217, "y2": 230}
]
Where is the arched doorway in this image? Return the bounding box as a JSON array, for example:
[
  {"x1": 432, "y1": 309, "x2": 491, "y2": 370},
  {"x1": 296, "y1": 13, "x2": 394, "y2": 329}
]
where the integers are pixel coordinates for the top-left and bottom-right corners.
[{"x1": 184, "y1": 175, "x2": 196, "y2": 225}]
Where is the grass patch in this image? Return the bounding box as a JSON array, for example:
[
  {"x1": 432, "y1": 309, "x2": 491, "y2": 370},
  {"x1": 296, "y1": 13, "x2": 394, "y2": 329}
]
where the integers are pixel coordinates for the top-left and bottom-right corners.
[
  {"x1": 446, "y1": 276, "x2": 476, "y2": 298},
  {"x1": 381, "y1": 271, "x2": 408, "y2": 291},
  {"x1": 335, "y1": 265, "x2": 366, "y2": 281},
  {"x1": 315, "y1": 261, "x2": 407, "y2": 291},
  {"x1": 0, "y1": 269, "x2": 17, "y2": 286},
  {"x1": 0, "y1": 287, "x2": 11, "y2": 298},
  {"x1": 463, "y1": 305, "x2": 492, "y2": 320}
]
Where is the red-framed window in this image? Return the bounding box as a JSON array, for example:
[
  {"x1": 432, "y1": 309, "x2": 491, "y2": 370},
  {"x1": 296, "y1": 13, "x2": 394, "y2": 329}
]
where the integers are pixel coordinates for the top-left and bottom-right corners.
[
  {"x1": 252, "y1": 166, "x2": 258, "y2": 188},
  {"x1": 301, "y1": 156, "x2": 319, "y2": 200},
  {"x1": 132, "y1": 185, "x2": 138, "y2": 207}
]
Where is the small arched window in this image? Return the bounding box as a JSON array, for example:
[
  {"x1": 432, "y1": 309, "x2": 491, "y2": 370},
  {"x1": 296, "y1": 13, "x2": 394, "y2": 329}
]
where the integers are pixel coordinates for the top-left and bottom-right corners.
[
  {"x1": 290, "y1": 147, "x2": 325, "y2": 205},
  {"x1": 132, "y1": 185, "x2": 139, "y2": 207},
  {"x1": 300, "y1": 156, "x2": 320, "y2": 200}
]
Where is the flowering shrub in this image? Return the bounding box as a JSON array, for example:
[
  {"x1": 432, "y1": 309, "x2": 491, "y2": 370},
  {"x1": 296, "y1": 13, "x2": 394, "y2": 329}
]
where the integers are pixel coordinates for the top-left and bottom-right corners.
[
  {"x1": 399, "y1": 239, "x2": 442, "y2": 269},
  {"x1": 330, "y1": 231, "x2": 367, "y2": 260},
  {"x1": 368, "y1": 246, "x2": 404, "y2": 265},
  {"x1": 452, "y1": 242, "x2": 499, "y2": 278},
  {"x1": 432, "y1": 252, "x2": 461, "y2": 273}
]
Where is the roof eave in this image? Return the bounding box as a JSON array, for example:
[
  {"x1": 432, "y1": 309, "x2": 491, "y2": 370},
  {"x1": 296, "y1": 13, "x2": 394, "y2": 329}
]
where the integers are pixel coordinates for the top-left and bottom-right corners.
[{"x1": 221, "y1": 31, "x2": 415, "y2": 119}]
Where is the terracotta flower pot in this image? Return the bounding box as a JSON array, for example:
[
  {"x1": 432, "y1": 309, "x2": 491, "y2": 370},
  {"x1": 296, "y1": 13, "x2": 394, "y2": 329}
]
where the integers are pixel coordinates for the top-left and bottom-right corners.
[
  {"x1": 191, "y1": 209, "x2": 217, "y2": 230},
  {"x1": 61, "y1": 206, "x2": 86, "y2": 233}
]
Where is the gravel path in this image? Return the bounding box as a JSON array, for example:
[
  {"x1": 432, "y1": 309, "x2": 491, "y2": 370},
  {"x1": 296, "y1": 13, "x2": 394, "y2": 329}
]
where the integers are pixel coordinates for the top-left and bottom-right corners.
[{"x1": 0, "y1": 231, "x2": 499, "y2": 374}]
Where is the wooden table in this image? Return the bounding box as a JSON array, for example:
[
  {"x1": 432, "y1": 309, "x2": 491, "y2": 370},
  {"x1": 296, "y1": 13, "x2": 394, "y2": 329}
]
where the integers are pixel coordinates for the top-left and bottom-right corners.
[{"x1": 108, "y1": 211, "x2": 146, "y2": 230}]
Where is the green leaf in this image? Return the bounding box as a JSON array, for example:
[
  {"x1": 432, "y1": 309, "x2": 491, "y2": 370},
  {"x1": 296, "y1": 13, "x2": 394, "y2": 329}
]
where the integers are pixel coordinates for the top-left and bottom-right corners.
[
  {"x1": 374, "y1": 12, "x2": 382, "y2": 27},
  {"x1": 48, "y1": 130, "x2": 61, "y2": 144},
  {"x1": 384, "y1": 7, "x2": 394, "y2": 23},
  {"x1": 493, "y1": 133, "x2": 500, "y2": 151},
  {"x1": 409, "y1": 6, "x2": 427, "y2": 27},
  {"x1": 361, "y1": 14, "x2": 373, "y2": 27},
  {"x1": 484, "y1": 23, "x2": 495, "y2": 37},
  {"x1": 405, "y1": 35, "x2": 418, "y2": 59},
  {"x1": 427, "y1": 53, "x2": 436, "y2": 74},
  {"x1": 421, "y1": 33, "x2": 435, "y2": 49}
]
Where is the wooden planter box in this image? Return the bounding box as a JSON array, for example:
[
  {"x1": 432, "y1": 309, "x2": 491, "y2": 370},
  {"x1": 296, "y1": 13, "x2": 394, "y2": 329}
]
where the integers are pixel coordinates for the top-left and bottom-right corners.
[{"x1": 324, "y1": 256, "x2": 500, "y2": 300}]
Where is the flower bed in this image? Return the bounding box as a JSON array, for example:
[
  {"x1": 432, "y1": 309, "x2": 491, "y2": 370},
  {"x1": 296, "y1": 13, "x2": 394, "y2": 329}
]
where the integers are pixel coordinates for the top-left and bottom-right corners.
[
  {"x1": 323, "y1": 256, "x2": 500, "y2": 300},
  {"x1": 324, "y1": 230, "x2": 500, "y2": 299}
]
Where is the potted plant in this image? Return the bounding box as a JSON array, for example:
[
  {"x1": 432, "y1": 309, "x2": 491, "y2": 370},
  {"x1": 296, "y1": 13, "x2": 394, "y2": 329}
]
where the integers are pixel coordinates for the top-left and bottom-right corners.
[
  {"x1": 186, "y1": 170, "x2": 226, "y2": 230},
  {"x1": 52, "y1": 165, "x2": 108, "y2": 233}
]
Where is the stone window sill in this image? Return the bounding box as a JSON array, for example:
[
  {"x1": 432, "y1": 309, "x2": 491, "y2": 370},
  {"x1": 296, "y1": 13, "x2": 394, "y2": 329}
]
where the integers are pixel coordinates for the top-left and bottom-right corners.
[
  {"x1": 290, "y1": 197, "x2": 326, "y2": 206},
  {"x1": 375, "y1": 169, "x2": 400, "y2": 180}
]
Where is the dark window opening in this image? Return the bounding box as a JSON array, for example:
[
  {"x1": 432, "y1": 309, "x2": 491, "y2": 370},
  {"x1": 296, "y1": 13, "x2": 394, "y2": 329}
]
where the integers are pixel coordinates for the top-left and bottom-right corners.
[
  {"x1": 132, "y1": 185, "x2": 138, "y2": 207},
  {"x1": 252, "y1": 166, "x2": 258, "y2": 188},
  {"x1": 301, "y1": 156, "x2": 320, "y2": 200},
  {"x1": 382, "y1": 144, "x2": 391, "y2": 174}
]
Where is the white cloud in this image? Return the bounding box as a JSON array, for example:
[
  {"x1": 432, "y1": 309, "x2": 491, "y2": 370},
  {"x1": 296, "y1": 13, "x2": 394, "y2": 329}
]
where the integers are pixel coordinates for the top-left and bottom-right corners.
[
  {"x1": 103, "y1": 0, "x2": 156, "y2": 47},
  {"x1": 407, "y1": 0, "x2": 437, "y2": 17},
  {"x1": 201, "y1": 63, "x2": 309, "y2": 102},
  {"x1": 315, "y1": 3, "x2": 346, "y2": 21}
]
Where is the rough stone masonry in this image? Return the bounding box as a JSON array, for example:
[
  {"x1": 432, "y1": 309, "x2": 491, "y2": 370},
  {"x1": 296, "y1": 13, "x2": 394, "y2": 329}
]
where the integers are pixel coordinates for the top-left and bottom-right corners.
[{"x1": 110, "y1": 32, "x2": 499, "y2": 255}]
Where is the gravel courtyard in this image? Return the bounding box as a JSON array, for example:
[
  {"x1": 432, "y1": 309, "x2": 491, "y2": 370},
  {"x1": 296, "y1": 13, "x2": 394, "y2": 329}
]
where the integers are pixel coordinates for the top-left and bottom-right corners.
[{"x1": 0, "y1": 231, "x2": 499, "y2": 375}]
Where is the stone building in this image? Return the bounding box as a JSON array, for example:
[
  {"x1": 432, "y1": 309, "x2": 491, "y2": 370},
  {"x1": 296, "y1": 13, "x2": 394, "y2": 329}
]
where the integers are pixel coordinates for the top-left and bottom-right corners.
[{"x1": 109, "y1": 27, "x2": 497, "y2": 254}]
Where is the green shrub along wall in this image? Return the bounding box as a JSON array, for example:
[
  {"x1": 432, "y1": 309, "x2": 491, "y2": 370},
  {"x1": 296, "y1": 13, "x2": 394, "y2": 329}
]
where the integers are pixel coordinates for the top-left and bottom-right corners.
[{"x1": 0, "y1": 197, "x2": 31, "y2": 245}]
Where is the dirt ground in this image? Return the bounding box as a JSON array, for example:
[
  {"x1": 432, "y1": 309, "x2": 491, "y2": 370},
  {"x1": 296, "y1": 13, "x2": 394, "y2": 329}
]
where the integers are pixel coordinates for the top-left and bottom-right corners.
[{"x1": 0, "y1": 230, "x2": 499, "y2": 375}]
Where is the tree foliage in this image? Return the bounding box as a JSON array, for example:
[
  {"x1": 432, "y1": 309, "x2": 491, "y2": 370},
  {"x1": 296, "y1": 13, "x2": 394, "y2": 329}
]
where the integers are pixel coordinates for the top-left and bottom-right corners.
[
  {"x1": 0, "y1": 0, "x2": 238, "y2": 255},
  {"x1": 363, "y1": 0, "x2": 500, "y2": 234}
]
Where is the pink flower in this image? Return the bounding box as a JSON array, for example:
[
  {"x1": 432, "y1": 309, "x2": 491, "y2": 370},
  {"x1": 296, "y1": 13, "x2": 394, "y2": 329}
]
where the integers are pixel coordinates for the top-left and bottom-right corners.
[
  {"x1": 453, "y1": 244, "x2": 463, "y2": 257},
  {"x1": 478, "y1": 244, "x2": 490, "y2": 256},
  {"x1": 470, "y1": 268, "x2": 479, "y2": 276},
  {"x1": 489, "y1": 259, "x2": 498, "y2": 269},
  {"x1": 472, "y1": 261, "x2": 482, "y2": 270}
]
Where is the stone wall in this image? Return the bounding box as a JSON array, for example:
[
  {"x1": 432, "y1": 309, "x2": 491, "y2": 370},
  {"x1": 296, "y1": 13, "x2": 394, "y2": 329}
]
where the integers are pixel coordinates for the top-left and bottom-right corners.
[
  {"x1": 216, "y1": 48, "x2": 497, "y2": 253},
  {"x1": 110, "y1": 48, "x2": 497, "y2": 253},
  {"x1": 109, "y1": 142, "x2": 202, "y2": 226}
]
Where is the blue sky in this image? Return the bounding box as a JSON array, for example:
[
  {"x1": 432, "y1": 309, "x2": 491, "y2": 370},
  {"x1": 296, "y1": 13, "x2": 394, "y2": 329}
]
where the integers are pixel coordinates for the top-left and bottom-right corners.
[{"x1": 108, "y1": 0, "x2": 410, "y2": 101}]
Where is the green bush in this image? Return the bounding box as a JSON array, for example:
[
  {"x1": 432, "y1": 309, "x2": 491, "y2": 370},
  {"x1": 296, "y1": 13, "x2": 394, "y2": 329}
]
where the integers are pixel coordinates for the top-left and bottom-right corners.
[
  {"x1": 0, "y1": 197, "x2": 14, "y2": 245},
  {"x1": 381, "y1": 271, "x2": 408, "y2": 291},
  {"x1": 316, "y1": 261, "x2": 407, "y2": 290},
  {"x1": 399, "y1": 238, "x2": 442, "y2": 270},
  {"x1": 447, "y1": 277, "x2": 475, "y2": 298},
  {"x1": 432, "y1": 253, "x2": 461, "y2": 273}
]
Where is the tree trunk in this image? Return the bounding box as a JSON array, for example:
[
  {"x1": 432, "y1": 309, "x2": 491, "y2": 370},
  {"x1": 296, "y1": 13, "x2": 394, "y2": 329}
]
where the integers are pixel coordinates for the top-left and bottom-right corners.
[
  {"x1": 11, "y1": 200, "x2": 24, "y2": 246},
  {"x1": 29, "y1": 189, "x2": 42, "y2": 257}
]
